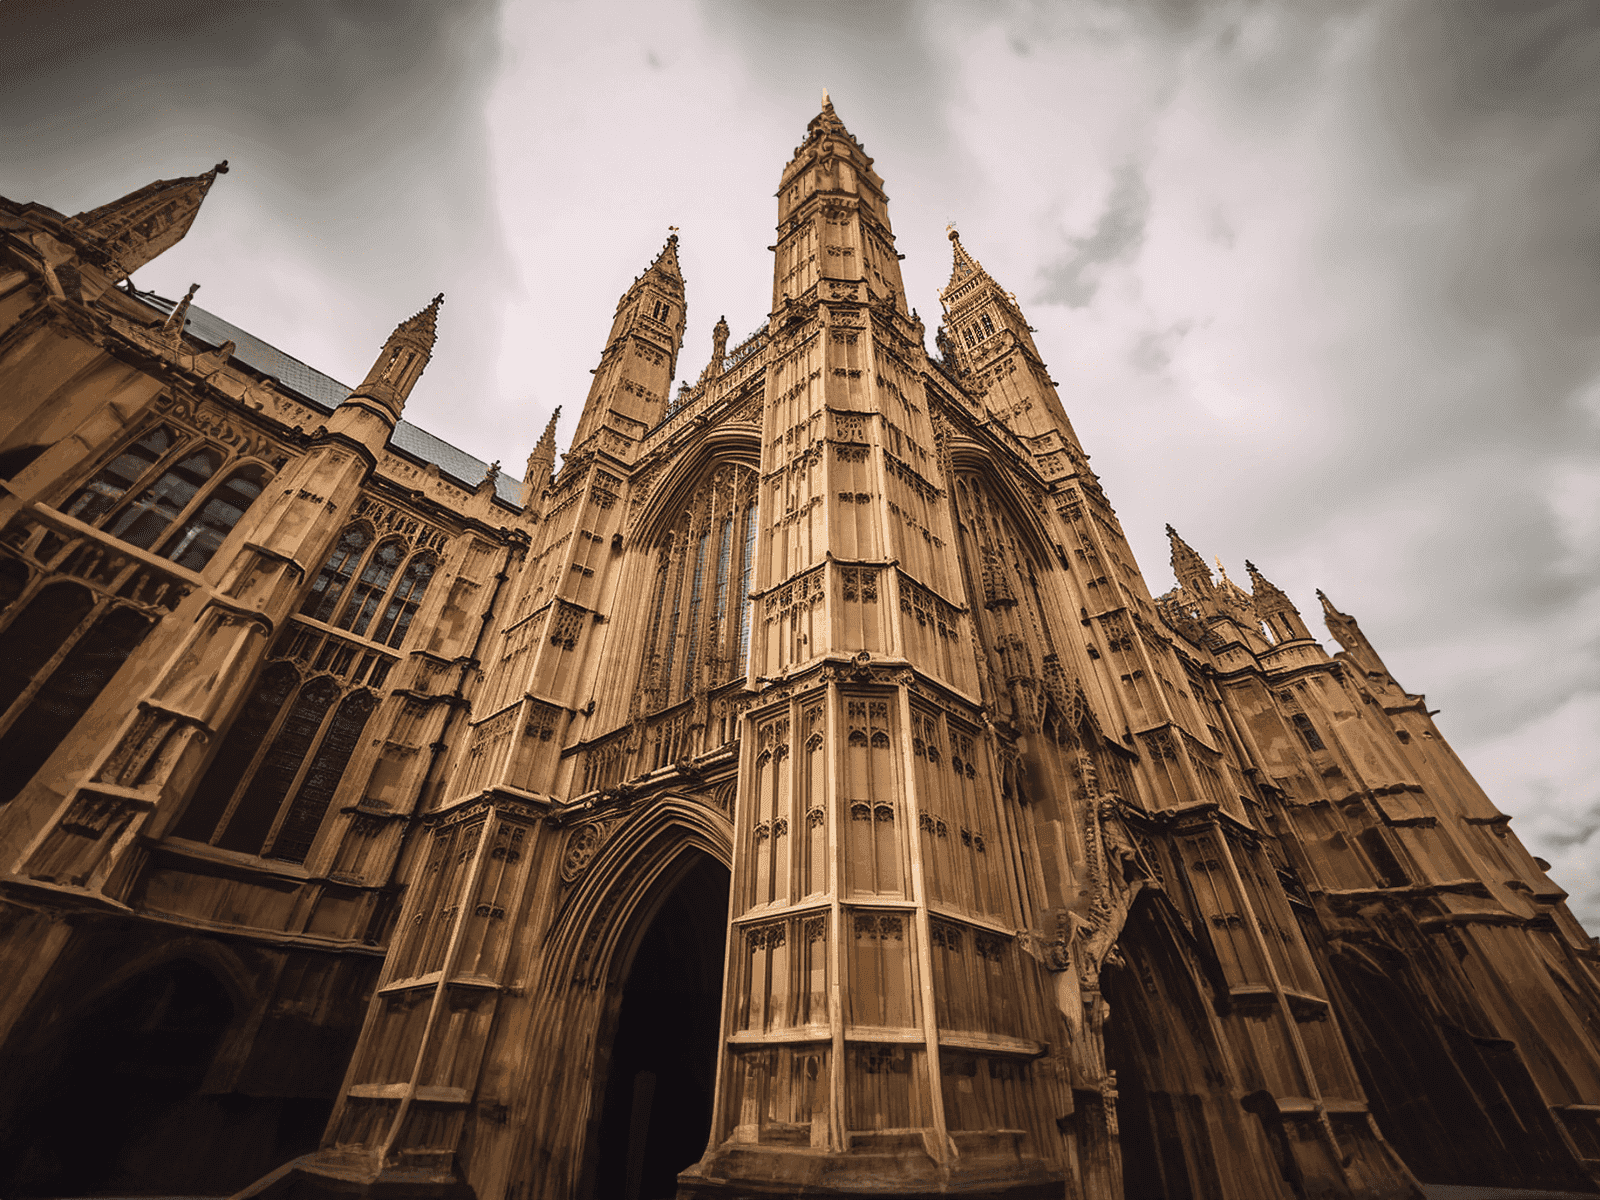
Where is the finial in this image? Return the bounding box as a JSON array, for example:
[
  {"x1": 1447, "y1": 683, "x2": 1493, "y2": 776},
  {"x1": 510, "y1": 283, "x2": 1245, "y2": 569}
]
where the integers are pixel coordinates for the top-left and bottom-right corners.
[
  {"x1": 213, "y1": 161, "x2": 229, "y2": 175},
  {"x1": 1214, "y1": 555, "x2": 1231, "y2": 583},
  {"x1": 822, "y1": 86, "x2": 831, "y2": 107},
  {"x1": 162, "y1": 282, "x2": 200, "y2": 335},
  {"x1": 947, "y1": 221, "x2": 959, "y2": 242}
]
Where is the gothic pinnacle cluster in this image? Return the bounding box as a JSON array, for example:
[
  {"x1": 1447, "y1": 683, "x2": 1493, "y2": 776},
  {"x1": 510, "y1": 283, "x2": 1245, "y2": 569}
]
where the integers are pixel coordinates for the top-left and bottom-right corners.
[{"x1": 0, "y1": 96, "x2": 1595, "y2": 1200}]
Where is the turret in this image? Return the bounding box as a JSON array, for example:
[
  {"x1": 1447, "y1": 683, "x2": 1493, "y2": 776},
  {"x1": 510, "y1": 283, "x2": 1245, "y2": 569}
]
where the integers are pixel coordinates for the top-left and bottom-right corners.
[
  {"x1": 329, "y1": 295, "x2": 442, "y2": 449},
  {"x1": 772, "y1": 92, "x2": 910, "y2": 316},
  {"x1": 1246, "y1": 560, "x2": 1312, "y2": 642},
  {"x1": 697, "y1": 314, "x2": 730, "y2": 383},
  {"x1": 1166, "y1": 524, "x2": 1216, "y2": 603},
  {"x1": 935, "y1": 226, "x2": 1082, "y2": 444},
  {"x1": 1318, "y1": 589, "x2": 1397, "y2": 683},
  {"x1": 571, "y1": 232, "x2": 687, "y2": 448},
  {"x1": 522, "y1": 407, "x2": 560, "y2": 509},
  {"x1": 67, "y1": 161, "x2": 230, "y2": 281}
]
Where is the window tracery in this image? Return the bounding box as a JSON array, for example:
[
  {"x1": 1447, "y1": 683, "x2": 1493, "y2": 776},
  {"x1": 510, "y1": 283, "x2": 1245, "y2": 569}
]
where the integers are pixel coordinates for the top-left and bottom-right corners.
[
  {"x1": 300, "y1": 525, "x2": 437, "y2": 650},
  {"x1": 60, "y1": 423, "x2": 269, "y2": 571},
  {"x1": 640, "y1": 465, "x2": 758, "y2": 711}
]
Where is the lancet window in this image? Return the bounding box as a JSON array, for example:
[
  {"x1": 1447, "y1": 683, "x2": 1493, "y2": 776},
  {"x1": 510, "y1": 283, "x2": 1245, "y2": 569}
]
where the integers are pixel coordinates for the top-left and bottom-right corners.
[
  {"x1": 172, "y1": 654, "x2": 380, "y2": 865},
  {"x1": 300, "y1": 525, "x2": 437, "y2": 649},
  {"x1": 641, "y1": 465, "x2": 758, "y2": 711},
  {"x1": 0, "y1": 510, "x2": 195, "y2": 805},
  {"x1": 60, "y1": 423, "x2": 270, "y2": 571}
]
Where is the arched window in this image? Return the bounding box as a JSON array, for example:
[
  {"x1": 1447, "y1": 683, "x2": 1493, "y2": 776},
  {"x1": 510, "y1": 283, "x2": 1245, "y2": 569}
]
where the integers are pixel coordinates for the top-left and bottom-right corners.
[
  {"x1": 371, "y1": 555, "x2": 434, "y2": 647},
  {"x1": 270, "y1": 689, "x2": 377, "y2": 863},
  {"x1": 216, "y1": 676, "x2": 340, "y2": 854},
  {"x1": 301, "y1": 527, "x2": 372, "y2": 622},
  {"x1": 179, "y1": 656, "x2": 380, "y2": 863},
  {"x1": 0, "y1": 605, "x2": 152, "y2": 803},
  {"x1": 641, "y1": 466, "x2": 758, "y2": 710},
  {"x1": 59, "y1": 425, "x2": 269, "y2": 571},
  {"x1": 160, "y1": 464, "x2": 269, "y2": 570},
  {"x1": 299, "y1": 528, "x2": 438, "y2": 651},
  {"x1": 0, "y1": 581, "x2": 96, "y2": 721},
  {"x1": 63, "y1": 426, "x2": 175, "y2": 525},
  {"x1": 171, "y1": 661, "x2": 299, "y2": 843},
  {"x1": 980, "y1": 313, "x2": 996, "y2": 337},
  {"x1": 106, "y1": 447, "x2": 222, "y2": 550},
  {"x1": 339, "y1": 539, "x2": 404, "y2": 636}
]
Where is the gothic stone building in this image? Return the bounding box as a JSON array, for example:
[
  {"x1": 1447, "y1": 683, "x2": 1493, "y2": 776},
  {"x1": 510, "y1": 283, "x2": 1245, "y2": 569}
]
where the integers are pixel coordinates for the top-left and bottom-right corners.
[{"x1": 1, "y1": 102, "x2": 1599, "y2": 1200}]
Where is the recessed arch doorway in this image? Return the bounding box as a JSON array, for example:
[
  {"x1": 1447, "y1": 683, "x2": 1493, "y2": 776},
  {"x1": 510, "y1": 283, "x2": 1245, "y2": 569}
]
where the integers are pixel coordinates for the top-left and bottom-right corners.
[{"x1": 587, "y1": 849, "x2": 730, "y2": 1200}]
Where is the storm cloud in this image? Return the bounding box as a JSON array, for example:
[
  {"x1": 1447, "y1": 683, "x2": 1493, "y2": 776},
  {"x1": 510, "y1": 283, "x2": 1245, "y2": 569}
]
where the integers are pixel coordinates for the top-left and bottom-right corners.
[{"x1": 3, "y1": 0, "x2": 1597, "y2": 922}]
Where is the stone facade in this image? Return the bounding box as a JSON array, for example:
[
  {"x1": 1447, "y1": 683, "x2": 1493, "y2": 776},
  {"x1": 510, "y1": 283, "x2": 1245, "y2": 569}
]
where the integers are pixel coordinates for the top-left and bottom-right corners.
[{"x1": 1, "y1": 102, "x2": 1598, "y2": 1200}]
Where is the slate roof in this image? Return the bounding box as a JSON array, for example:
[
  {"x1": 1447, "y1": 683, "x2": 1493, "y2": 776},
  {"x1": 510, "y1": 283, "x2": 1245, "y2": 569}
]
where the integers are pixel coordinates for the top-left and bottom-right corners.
[{"x1": 135, "y1": 288, "x2": 525, "y2": 508}]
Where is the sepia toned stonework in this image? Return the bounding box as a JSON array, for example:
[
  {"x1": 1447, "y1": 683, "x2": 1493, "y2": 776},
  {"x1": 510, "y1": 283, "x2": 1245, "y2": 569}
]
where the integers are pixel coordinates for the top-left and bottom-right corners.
[{"x1": 1, "y1": 101, "x2": 1598, "y2": 1200}]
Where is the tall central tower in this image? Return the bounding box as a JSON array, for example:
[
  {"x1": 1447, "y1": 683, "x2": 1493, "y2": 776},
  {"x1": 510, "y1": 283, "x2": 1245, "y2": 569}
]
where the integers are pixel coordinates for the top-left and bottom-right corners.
[{"x1": 685, "y1": 95, "x2": 1067, "y2": 1197}]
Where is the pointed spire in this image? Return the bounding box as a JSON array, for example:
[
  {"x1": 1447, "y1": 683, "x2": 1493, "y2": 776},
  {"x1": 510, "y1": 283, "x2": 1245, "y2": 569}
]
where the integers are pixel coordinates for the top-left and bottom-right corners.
[
  {"x1": 805, "y1": 89, "x2": 851, "y2": 142},
  {"x1": 346, "y1": 293, "x2": 444, "y2": 422},
  {"x1": 647, "y1": 229, "x2": 683, "y2": 283},
  {"x1": 69, "y1": 161, "x2": 229, "y2": 278},
  {"x1": 1166, "y1": 524, "x2": 1212, "y2": 587},
  {"x1": 523, "y1": 407, "x2": 561, "y2": 509},
  {"x1": 398, "y1": 292, "x2": 445, "y2": 352},
  {"x1": 1249, "y1": 560, "x2": 1310, "y2": 642},
  {"x1": 699, "y1": 315, "x2": 731, "y2": 383},
  {"x1": 1317, "y1": 590, "x2": 1393, "y2": 679},
  {"x1": 1214, "y1": 555, "x2": 1232, "y2": 586},
  {"x1": 161, "y1": 282, "x2": 200, "y2": 338},
  {"x1": 943, "y1": 225, "x2": 992, "y2": 294},
  {"x1": 1246, "y1": 561, "x2": 1291, "y2": 612}
]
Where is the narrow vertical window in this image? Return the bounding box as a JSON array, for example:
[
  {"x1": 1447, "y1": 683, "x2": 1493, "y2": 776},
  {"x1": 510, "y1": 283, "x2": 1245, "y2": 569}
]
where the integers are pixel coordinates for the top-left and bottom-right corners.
[
  {"x1": 660, "y1": 541, "x2": 686, "y2": 701},
  {"x1": 371, "y1": 556, "x2": 434, "y2": 647},
  {"x1": 0, "y1": 606, "x2": 152, "y2": 803},
  {"x1": 106, "y1": 448, "x2": 222, "y2": 551},
  {"x1": 339, "y1": 539, "x2": 404, "y2": 636},
  {"x1": 269, "y1": 690, "x2": 377, "y2": 864},
  {"x1": 735, "y1": 501, "x2": 757, "y2": 676},
  {"x1": 643, "y1": 549, "x2": 670, "y2": 694},
  {"x1": 981, "y1": 313, "x2": 996, "y2": 337},
  {"x1": 160, "y1": 464, "x2": 268, "y2": 570},
  {"x1": 62, "y1": 427, "x2": 175, "y2": 526},
  {"x1": 682, "y1": 531, "x2": 709, "y2": 700},
  {"x1": 712, "y1": 516, "x2": 733, "y2": 679},
  {"x1": 302, "y1": 527, "x2": 372, "y2": 622},
  {"x1": 1291, "y1": 713, "x2": 1326, "y2": 752},
  {"x1": 172, "y1": 662, "x2": 299, "y2": 842}
]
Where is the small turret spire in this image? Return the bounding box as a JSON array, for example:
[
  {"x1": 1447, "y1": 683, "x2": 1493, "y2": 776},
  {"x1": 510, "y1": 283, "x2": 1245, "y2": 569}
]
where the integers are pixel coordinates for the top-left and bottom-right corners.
[
  {"x1": 68, "y1": 161, "x2": 229, "y2": 279},
  {"x1": 1166, "y1": 524, "x2": 1212, "y2": 587},
  {"x1": 1317, "y1": 590, "x2": 1395, "y2": 681},
  {"x1": 344, "y1": 293, "x2": 444, "y2": 423},
  {"x1": 1247, "y1": 560, "x2": 1312, "y2": 642},
  {"x1": 523, "y1": 407, "x2": 561, "y2": 509},
  {"x1": 161, "y1": 282, "x2": 200, "y2": 338}
]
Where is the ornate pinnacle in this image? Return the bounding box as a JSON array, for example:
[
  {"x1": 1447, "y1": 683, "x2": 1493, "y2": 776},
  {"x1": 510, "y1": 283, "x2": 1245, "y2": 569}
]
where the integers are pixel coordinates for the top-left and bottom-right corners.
[
  {"x1": 1245, "y1": 560, "x2": 1296, "y2": 614},
  {"x1": 1165, "y1": 524, "x2": 1212, "y2": 585},
  {"x1": 161, "y1": 282, "x2": 199, "y2": 337}
]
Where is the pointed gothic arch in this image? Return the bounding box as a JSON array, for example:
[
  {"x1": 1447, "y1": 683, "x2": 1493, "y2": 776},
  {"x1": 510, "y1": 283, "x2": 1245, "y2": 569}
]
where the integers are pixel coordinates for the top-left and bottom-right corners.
[{"x1": 504, "y1": 795, "x2": 734, "y2": 1200}]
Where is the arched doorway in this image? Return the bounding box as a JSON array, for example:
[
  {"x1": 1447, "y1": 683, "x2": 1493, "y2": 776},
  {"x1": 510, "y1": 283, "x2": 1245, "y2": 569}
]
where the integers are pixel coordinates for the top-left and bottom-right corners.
[
  {"x1": 1101, "y1": 898, "x2": 1291, "y2": 1200},
  {"x1": 4, "y1": 957, "x2": 235, "y2": 1196},
  {"x1": 590, "y1": 852, "x2": 730, "y2": 1200}
]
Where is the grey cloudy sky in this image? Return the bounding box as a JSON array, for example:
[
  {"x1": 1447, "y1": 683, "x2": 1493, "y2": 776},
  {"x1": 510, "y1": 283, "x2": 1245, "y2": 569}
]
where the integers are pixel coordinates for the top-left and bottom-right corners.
[{"x1": 4, "y1": 0, "x2": 1598, "y2": 924}]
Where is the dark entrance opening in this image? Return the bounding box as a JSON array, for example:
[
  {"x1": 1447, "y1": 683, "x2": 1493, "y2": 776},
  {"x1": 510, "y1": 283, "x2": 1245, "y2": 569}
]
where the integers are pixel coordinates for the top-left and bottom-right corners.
[
  {"x1": 592, "y1": 853, "x2": 730, "y2": 1200},
  {"x1": 4, "y1": 957, "x2": 235, "y2": 1197}
]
